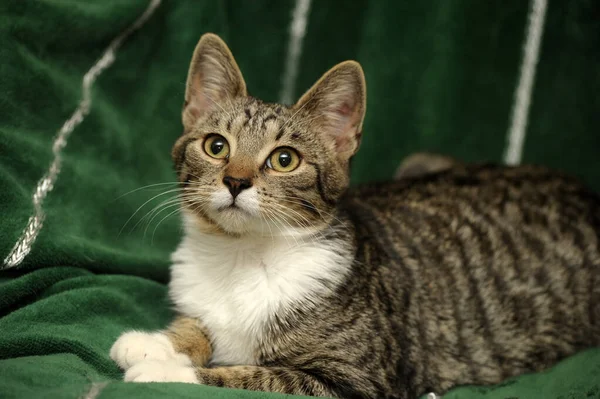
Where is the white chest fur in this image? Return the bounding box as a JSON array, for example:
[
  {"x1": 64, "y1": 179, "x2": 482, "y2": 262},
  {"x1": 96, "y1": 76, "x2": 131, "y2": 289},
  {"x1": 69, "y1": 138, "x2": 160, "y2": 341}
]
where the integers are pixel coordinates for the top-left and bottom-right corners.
[{"x1": 169, "y1": 215, "x2": 351, "y2": 366}]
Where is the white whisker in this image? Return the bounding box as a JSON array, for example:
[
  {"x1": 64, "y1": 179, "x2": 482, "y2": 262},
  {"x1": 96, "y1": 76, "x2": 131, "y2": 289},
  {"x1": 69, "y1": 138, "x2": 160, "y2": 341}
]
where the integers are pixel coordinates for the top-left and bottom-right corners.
[
  {"x1": 265, "y1": 202, "x2": 328, "y2": 242},
  {"x1": 111, "y1": 181, "x2": 184, "y2": 202},
  {"x1": 151, "y1": 207, "x2": 183, "y2": 245},
  {"x1": 182, "y1": 81, "x2": 232, "y2": 119},
  {"x1": 118, "y1": 188, "x2": 185, "y2": 237},
  {"x1": 130, "y1": 193, "x2": 199, "y2": 235},
  {"x1": 143, "y1": 201, "x2": 183, "y2": 238}
]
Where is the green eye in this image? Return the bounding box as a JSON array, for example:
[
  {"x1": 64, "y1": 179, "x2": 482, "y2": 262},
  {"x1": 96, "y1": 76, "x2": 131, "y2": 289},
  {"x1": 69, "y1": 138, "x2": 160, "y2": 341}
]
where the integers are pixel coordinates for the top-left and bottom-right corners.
[
  {"x1": 203, "y1": 134, "x2": 230, "y2": 159},
  {"x1": 266, "y1": 148, "x2": 301, "y2": 172}
]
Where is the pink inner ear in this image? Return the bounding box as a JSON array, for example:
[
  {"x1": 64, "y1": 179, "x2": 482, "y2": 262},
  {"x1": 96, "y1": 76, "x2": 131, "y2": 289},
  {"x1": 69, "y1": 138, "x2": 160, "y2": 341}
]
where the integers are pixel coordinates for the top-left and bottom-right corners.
[
  {"x1": 328, "y1": 103, "x2": 358, "y2": 153},
  {"x1": 186, "y1": 75, "x2": 217, "y2": 118},
  {"x1": 197, "y1": 92, "x2": 212, "y2": 111},
  {"x1": 187, "y1": 88, "x2": 215, "y2": 119},
  {"x1": 323, "y1": 98, "x2": 362, "y2": 154},
  {"x1": 335, "y1": 102, "x2": 353, "y2": 118},
  {"x1": 328, "y1": 101, "x2": 357, "y2": 133}
]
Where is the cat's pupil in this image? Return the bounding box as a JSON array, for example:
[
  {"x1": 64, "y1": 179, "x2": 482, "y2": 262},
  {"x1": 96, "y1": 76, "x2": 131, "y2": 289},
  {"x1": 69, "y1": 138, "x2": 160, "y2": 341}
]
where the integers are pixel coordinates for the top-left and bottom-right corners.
[
  {"x1": 278, "y1": 152, "x2": 291, "y2": 167},
  {"x1": 211, "y1": 140, "x2": 224, "y2": 154}
]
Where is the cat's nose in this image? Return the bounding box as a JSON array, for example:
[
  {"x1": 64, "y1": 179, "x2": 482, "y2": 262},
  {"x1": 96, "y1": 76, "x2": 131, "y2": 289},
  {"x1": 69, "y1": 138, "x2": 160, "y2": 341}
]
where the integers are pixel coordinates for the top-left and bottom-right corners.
[{"x1": 222, "y1": 176, "x2": 252, "y2": 199}]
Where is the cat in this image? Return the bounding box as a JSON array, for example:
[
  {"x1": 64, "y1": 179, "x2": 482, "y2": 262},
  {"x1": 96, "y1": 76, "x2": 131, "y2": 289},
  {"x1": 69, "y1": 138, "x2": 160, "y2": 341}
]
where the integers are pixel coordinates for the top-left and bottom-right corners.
[{"x1": 110, "y1": 33, "x2": 600, "y2": 398}]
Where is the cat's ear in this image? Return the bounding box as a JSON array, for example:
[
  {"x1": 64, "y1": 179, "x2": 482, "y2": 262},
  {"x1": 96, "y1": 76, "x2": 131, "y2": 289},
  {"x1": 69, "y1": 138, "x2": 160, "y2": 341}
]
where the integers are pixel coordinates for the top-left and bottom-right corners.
[
  {"x1": 294, "y1": 61, "x2": 366, "y2": 159},
  {"x1": 183, "y1": 33, "x2": 247, "y2": 132}
]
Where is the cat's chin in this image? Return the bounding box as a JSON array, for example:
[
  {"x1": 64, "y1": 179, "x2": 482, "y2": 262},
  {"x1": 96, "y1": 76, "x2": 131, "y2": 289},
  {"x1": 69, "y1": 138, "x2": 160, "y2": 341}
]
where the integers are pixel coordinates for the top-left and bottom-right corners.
[
  {"x1": 209, "y1": 206, "x2": 257, "y2": 235},
  {"x1": 186, "y1": 206, "x2": 311, "y2": 238}
]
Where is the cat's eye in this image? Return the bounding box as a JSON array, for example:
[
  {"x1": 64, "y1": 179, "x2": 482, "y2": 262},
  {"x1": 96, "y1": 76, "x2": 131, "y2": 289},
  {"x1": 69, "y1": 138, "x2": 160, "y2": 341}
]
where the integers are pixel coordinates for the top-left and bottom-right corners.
[
  {"x1": 266, "y1": 147, "x2": 301, "y2": 172},
  {"x1": 203, "y1": 134, "x2": 230, "y2": 159}
]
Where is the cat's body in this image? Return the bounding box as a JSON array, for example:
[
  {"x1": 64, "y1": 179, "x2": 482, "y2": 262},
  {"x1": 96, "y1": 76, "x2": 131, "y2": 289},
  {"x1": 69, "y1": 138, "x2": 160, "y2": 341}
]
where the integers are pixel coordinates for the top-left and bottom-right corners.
[
  {"x1": 110, "y1": 33, "x2": 600, "y2": 398},
  {"x1": 168, "y1": 163, "x2": 600, "y2": 398},
  {"x1": 336, "y1": 164, "x2": 600, "y2": 396}
]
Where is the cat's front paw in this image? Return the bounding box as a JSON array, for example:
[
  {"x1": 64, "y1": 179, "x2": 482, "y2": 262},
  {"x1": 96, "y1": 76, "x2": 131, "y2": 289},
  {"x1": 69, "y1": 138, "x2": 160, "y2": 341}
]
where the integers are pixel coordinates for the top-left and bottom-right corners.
[
  {"x1": 124, "y1": 360, "x2": 199, "y2": 383},
  {"x1": 110, "y1": 331, "x2": 191, "y2": 370}
]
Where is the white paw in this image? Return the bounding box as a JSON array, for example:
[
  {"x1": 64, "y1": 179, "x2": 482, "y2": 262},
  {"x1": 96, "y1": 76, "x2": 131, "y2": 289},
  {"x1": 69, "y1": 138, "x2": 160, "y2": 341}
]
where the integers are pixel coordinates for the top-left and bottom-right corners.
[
  {"x1": 110, "y1": 331, "x2": 191, "y2": 370},
  {"x1": 124, "y1": 360, "x2": 199, "y2": 383}
]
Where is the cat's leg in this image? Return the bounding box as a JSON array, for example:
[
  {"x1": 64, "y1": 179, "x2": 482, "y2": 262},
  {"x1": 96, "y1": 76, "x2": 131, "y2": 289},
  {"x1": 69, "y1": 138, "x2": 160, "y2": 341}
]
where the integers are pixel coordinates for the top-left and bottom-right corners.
[
  {"x1": 110, "y1": 316, "x2": 212, "y2": 370},
  {"x1": 124, "y1": 362, "x2": 336, "y2": 397},
  {"x1": 394, "y1": 152, "x2": 458, "y2": 179}
]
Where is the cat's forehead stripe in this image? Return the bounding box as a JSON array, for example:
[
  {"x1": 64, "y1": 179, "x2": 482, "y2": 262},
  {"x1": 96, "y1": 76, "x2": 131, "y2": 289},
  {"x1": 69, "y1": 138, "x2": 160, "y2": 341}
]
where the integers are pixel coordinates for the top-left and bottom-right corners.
[
  {"x1": 262, "y1": 115, "x2": 277, "y2": 129},
  {"x1": 230, "y1": 112, "x2": 248, "y2": 135},
  {"x1": 213, "y1": 99, "x2": 306, "y2": 145}
]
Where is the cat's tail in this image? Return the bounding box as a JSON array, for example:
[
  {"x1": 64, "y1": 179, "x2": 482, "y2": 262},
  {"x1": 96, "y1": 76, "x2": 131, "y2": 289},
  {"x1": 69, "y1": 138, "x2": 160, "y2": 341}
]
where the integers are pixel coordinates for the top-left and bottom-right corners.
[{"x1": 394, "y1": 152, "x2": 459, "y2": 180}]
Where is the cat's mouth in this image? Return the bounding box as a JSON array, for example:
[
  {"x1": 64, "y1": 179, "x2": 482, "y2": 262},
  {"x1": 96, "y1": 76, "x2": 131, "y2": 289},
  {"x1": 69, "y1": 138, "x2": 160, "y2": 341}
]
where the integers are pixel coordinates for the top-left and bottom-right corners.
[
  {"x1": 216, "y1": 202, "x2": 251, "y2": 215},
  {"x1": 205, "y1": 188, "x2": 261, "y2": 234},
  {"x1": 205, "y1": 201, "x2": 258, "y2": 235}
]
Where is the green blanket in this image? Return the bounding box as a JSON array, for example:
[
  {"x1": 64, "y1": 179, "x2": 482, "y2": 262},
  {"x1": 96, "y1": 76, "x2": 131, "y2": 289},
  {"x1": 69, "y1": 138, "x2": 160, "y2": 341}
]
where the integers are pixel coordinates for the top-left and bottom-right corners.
[{"x1": 1, "y1": 1, "x2": 598, "y2": 398}]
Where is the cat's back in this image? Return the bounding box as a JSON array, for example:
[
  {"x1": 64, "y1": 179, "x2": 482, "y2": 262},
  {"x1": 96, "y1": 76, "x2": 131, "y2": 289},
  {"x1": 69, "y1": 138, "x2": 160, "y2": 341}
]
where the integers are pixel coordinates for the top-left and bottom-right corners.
[
  {"x1": 340, "y1": 163, "x2": 600, "y2": 392},
  {"x1": 345, "y1": 163, "x2": 600, "y2": 236}
]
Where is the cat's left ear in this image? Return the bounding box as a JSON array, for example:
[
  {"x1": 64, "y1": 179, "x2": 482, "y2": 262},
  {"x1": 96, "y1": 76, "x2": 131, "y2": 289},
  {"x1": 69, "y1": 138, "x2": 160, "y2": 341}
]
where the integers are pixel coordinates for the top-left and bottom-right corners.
[
  {"x1": 294, "y1": 61, "x2": 366, "y2": 160},
  {"x1": 183, "y1": 33, "x2": 247, "y2": 132}
]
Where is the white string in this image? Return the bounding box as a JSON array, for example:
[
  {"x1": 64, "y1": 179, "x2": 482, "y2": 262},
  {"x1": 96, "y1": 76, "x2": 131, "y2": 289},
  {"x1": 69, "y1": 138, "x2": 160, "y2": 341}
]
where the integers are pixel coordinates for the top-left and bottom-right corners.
[
  {"x1": 503, "y1": 0, "x2": 548, "y2": 165},
  {"x1": 2, "y1": 0, "x2": 163, "y2": 269},
  {"x1": 279, "y1": 0, "x2": 312, "y2": 105}
]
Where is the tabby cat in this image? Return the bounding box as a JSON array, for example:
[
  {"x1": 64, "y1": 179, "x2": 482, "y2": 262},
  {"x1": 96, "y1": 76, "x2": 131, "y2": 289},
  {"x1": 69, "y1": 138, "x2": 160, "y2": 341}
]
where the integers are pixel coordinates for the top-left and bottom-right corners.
[{"x1": 110, "y1": 33, "x2": 600, "y2": 398}]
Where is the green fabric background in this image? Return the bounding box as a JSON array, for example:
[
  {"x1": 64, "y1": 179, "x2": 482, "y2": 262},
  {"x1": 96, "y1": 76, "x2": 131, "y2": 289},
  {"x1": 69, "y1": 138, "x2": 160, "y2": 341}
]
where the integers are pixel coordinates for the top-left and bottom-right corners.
[{"x1": 0, "y1": 1, "x2": 598, "y2": 398}]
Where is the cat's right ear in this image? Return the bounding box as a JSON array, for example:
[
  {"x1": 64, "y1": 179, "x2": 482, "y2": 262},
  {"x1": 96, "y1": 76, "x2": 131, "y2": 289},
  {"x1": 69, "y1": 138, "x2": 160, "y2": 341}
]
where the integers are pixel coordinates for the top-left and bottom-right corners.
[{"x1": 182, "y1": 33, "x2": 247, "y2": 132}]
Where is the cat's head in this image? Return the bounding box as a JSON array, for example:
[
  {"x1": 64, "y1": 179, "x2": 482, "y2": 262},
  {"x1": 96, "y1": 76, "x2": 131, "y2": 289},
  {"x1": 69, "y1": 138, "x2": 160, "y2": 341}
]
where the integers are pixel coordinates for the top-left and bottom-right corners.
[{"x1": 172, "y1": 33, "x2": 366, "y2": 236}]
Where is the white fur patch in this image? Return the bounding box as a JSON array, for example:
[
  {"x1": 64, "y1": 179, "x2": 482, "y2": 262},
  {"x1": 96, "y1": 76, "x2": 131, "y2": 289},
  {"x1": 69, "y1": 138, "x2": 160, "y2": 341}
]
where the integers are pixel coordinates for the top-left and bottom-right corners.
[
  {"x1": 124, "y1": 360, "x2": 198, "y2": 383},
  {"x1": 210, "y1": 187, "x2": 260, "y2": 214},
  {"x1": 208, "y1": 187, "x2": 261, "y2": 234},
  {"x1": 110, "y1": 331, "x2": 192, "y2": 370},
  {"x1": 169, "y1": 212, "x2": 351, "y2": 366}
]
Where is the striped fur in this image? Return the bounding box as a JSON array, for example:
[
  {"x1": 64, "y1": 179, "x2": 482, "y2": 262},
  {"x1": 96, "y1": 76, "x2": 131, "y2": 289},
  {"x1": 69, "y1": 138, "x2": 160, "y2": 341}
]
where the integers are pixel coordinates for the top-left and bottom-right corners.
[{"x1": 111, "y1": 34, "x2": 600, "y2": 398}]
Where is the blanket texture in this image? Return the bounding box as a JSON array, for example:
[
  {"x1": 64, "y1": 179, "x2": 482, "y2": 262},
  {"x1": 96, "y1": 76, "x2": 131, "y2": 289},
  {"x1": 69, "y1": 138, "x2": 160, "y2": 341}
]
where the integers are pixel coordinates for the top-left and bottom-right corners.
[{"x1": 0, "y1": 1, "x2": 598, "y2": 398}]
